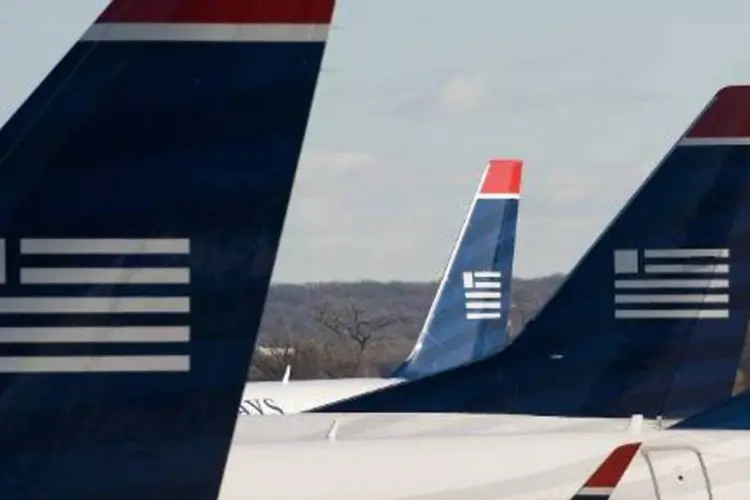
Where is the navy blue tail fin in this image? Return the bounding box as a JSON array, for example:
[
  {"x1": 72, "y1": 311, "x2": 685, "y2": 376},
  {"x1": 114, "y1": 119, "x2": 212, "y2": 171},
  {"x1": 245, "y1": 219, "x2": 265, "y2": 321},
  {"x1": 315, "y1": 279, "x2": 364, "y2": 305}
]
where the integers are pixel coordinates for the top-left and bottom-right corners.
[
  {"x1": 670, "y1": 390, "x2": 750, "y2": 430},
  {"x1": 317, "y1": 85, "x2": 750, "y2": 420},
  {"x1": 392, "y1": 159, "x2": 522, "y2": 380},
  {"x1": 0, "y1": 1, "x2": 334, "y2": 498}
]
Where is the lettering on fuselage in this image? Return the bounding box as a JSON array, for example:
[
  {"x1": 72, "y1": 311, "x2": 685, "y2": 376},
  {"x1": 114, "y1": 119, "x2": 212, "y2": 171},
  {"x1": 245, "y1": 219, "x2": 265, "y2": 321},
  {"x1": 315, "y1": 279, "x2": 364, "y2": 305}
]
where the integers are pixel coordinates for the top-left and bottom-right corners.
[{"x1": 238, "y1": 398, "x2": 285, "y2": 415}]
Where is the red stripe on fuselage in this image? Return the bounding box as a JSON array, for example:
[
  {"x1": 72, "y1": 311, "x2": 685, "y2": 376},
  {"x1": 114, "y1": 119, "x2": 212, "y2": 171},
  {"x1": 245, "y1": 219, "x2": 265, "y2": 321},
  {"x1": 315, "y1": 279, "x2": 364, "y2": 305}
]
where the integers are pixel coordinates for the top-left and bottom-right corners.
[{"x1": 583, "y1": 443, "x2": 641, "y2": 488}]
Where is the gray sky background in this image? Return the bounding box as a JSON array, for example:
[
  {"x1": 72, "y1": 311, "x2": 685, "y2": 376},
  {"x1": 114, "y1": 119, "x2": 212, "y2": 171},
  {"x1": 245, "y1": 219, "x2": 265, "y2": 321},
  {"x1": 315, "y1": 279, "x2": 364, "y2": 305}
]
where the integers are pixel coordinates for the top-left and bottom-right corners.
[{"x1": 1, "y1": 1, "x2": 750, "y2": 283}]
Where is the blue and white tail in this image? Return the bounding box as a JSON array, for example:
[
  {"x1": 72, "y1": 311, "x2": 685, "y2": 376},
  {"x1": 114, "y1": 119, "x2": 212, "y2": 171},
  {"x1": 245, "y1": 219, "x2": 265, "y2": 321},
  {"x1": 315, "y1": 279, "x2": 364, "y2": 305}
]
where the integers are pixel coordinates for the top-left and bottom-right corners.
[
  {"x1": 392, "y1": 159, "x2": 522, "y2": 379},
  {"x1": 318, "y1": 85, "x2": 750, "y2": 420},
  {"x1": 0, "y1": 1, "x2": 334, "y2": 498}
]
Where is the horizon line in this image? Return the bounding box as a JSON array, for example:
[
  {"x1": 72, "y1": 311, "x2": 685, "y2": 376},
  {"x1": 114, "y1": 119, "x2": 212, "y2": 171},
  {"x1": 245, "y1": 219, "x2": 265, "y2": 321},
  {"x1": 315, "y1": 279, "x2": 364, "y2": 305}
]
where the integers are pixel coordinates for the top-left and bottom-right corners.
[{"x1": 269, "y1": 272, "x2": 566, "y2": 286}]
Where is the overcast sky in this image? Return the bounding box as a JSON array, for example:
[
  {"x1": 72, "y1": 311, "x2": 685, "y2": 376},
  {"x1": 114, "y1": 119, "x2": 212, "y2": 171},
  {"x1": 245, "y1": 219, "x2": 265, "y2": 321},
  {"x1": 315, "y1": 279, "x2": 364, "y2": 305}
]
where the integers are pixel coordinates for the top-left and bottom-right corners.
[{"x1": 2, "y1": 1, "x2": 750, "y2": 283}]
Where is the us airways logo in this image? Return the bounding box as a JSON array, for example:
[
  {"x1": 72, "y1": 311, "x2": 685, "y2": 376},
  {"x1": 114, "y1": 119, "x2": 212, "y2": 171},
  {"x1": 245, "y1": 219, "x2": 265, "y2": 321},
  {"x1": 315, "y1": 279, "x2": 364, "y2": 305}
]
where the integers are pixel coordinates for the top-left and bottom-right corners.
[
  {"x1": 462, "y1": 271, "x2": 502, "y2": 320},
  {"x1": 0, "y1": 238, "x2": 190, "y2": 373},
  {"x1": 238, "y1": 398, "x2": 284, "y2": 416},
  {"x1": 614, "y1": 248, "x2": 729, "y2": 319}
]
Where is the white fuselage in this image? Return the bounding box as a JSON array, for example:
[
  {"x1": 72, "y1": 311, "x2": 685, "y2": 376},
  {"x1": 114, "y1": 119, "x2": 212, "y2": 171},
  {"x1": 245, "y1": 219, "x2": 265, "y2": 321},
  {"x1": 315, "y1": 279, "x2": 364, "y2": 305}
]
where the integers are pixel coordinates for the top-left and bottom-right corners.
[
  {"x1": 220, "y1": 413, "x2": 741, "y2": 499},
  {"x1": 238, "y1": 378, "x2": 403, "y2": 415}
]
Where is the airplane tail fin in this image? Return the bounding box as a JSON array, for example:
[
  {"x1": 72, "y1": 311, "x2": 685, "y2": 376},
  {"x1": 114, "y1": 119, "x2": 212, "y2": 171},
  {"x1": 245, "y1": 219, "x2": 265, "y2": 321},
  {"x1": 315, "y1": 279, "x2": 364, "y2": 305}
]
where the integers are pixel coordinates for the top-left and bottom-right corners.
[
  {"x1": 317, "y1": 86, "x2": 750, "y2": 419},
  {"x1": 392, "y1": 159, "x2": 522, "y2": 379},
  {"x1": 570, "y1": 443, "x2": 641, "y2": 500},
  {"x1": 0, "y1": 1, "x2": 334, "y2": 498},
  {"x1": 670, "y1": 390, "x2": 750, "y2": 429}
]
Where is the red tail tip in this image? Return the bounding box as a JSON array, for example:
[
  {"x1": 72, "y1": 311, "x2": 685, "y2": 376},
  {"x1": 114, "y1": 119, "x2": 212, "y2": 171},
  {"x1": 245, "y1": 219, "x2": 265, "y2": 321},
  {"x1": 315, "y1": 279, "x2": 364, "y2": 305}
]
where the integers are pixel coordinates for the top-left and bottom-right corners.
[
  {"x1": 97, "y1": 0, "x2": 336, "y2": 24},
  {"x1": 480, "y1": 159, "x2": 523, "y2": 195},
  {"x1": 685, "y1": 85, "x2": 750, "y2": 139}
]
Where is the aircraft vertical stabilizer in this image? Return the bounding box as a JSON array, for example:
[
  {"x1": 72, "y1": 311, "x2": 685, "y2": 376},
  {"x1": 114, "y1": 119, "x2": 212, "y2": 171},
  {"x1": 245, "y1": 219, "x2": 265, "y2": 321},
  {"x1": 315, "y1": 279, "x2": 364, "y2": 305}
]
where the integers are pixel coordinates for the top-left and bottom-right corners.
[
  {"x1": 319, "y1": 86, "x2": 750, "y2": 420},
  {"x1": 393, "y1": 159, "x2": 522, "y2": 379},
  {"x1": 0, "y1": 0, "x2": 334, "y2": 498}
]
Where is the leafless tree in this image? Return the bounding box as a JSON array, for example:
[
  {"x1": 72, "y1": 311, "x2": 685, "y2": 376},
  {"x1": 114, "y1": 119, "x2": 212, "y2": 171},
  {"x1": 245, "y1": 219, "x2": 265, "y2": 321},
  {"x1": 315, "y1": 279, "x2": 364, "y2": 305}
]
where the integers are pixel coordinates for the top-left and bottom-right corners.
[
  {"x1": 251, "y1": 277, "x2": 566, "y2": 379},
  {"x1": 249, "y1": 312, "x2": 299, "y2": 381},
  {"x1": 315, "y1": 301, "x2": 396, "y2": 376},
  {"x1": 251, "y1": 342, "x2": 296, "y2": 381}
]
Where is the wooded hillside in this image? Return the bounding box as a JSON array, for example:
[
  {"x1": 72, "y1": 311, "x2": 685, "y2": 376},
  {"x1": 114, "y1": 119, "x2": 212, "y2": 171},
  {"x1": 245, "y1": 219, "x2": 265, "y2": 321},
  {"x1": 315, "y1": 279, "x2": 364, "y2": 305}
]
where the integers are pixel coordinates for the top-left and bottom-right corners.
[{"x1": 249, "y1": 275, "x2": 565, "y2": 380}]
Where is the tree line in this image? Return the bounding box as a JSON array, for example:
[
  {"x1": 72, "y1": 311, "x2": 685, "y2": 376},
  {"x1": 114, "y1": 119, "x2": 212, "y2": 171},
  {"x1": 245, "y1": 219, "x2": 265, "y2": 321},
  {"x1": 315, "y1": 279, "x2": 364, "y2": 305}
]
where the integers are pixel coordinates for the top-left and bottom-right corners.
[{"x1": 249, "y1": 275, "x2": 565, "y2": 380}]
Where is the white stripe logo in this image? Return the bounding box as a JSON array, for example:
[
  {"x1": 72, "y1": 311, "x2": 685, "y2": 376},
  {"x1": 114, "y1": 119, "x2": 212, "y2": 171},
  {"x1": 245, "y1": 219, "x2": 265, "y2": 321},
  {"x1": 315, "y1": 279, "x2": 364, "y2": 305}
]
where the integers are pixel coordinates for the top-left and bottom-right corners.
[
  {"x1": 462, "y1": 271, "x2": 502, "y2": 320},
  {"x1": 0, "y1": 238, "x2": 190, "y2": 373},
  {"x1": 82, "y1": 23, "x2": 331, "y2": 43},
  {"x1": 614, "y1": 248, "x2": 729, "y2": 319}
]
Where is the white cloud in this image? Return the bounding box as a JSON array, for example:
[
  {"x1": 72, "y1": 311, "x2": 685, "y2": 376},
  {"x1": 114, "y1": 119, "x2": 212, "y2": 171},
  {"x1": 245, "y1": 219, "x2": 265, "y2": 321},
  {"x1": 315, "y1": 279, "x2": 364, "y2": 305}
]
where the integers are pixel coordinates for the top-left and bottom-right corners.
[
  {"x1": 284, "y1": 149, "x2": 379, "y2": 238},
  {"x1": 268, "y1": 0, "x2": 750, "y2": 282},
  {"x1": 274, "y1": 152, "x2": 442, "y2": 283},
  {"x1": 301, "y1": 150, "x2": 376, "y2": 173},
  {"x1": 438, "y1": 74, "x2": 485, "y2": 114}
]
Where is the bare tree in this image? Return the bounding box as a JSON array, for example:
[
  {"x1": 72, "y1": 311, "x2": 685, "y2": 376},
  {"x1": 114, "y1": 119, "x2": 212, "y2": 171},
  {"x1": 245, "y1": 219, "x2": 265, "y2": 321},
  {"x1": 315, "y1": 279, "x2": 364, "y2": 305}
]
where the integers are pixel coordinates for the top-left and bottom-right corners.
[
  {"x1": 315, "y1": 301, "x2": 396, "y2": 377},
  {"x1": 252, "y1": 277, "x2": 565, "y2": 379},
  {"x1": 249, "y1": 312, "x2": 299, "y2": 381},
  {"x1": 251, "y1": 342, "x2": 296, "y2": 381},
  {"x1": 250, "y1": 338, "x2": 358, "y2": 380}
]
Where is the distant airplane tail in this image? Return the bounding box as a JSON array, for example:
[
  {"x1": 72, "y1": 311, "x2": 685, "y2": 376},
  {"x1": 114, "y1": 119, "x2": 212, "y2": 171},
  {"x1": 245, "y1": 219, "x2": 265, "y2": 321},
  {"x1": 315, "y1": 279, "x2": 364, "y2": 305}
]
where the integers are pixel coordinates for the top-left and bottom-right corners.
[
  {"x1": 318, "y1": 85, "x2": 750, "y2": 420},
  {"x1": 392, "y1": 159, "x2": 522, "y2": 379},
  {"x1": 0, "y1": 0, "x2": 334, "y2": 498}
]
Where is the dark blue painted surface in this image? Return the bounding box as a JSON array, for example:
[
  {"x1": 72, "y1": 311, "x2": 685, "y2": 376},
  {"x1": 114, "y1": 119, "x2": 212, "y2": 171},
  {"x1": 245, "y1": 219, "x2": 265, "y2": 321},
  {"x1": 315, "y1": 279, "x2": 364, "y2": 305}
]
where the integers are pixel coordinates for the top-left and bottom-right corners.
[
  {"x1": 319, "y1": 144, "x2": 750, "y2": 420},
  {"x1": 672, "y1": 384, "x2": 750, "y2": 429},
  {"x1": 0, "y1": 35, "x2": 327, "y2": 500},
  {"x1": 393, "y1": 198, "x2": 518, "y2": 379}
]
